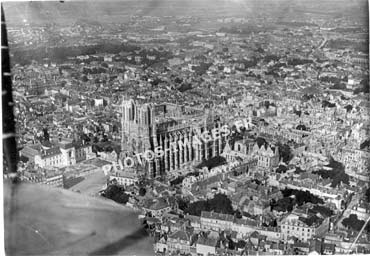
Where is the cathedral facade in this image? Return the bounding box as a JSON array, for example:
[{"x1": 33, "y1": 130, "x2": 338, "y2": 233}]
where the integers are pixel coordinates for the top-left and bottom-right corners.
[{"x1": 120, "y1": 97, "x2": 227, "y2": 178}]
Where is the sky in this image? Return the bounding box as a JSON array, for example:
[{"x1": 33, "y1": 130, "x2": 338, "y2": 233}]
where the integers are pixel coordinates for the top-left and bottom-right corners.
[{"x1": 2, "y1": 0, "x2": 368, "y2": 26}]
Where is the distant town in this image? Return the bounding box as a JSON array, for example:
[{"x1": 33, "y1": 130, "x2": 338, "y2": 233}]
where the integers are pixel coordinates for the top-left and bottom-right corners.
[{"x1": 3, "y1": 0, "x2": 370, "y2": 255}]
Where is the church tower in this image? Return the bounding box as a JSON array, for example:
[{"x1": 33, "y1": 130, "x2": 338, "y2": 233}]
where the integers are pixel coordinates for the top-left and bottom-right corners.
[{"x1": 120, "y1": 96, "x2": 157, "y2": 177}]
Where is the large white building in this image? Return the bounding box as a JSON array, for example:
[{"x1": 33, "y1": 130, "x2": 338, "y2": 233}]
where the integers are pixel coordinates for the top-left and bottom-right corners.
[
  {"x1": 109, "y1": 170, "x2": 139, "y2": 187},
  {"x1": 279, "y1": 213, "x2": 330, "y2": 242},
  {"x1": 22, "y1": 169, "x2": 64, "y2": 188},
  {"x1": 200, "y1": 211, "x2": 234, "y2": 231},
  {"x1": 21, "y1": 140, "x2": 94, "y2": 168}
]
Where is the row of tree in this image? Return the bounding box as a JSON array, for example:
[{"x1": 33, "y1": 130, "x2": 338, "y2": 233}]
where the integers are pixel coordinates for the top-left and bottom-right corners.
[
  {"x1": 181, "y1": 194, "x2": 235, "y2": 216},
  {"x1": 271, "y1": 189, "x2": 324, "y2": 212},
  {"x1": 313, "y1": 157, "x2": 349, "y2": 188},
  {"x1": 196, "y1": 156, "x2": 227, "y2": 170}
]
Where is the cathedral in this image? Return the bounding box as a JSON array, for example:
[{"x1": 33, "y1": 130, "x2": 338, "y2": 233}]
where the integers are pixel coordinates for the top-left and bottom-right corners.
[{"x1": 120, "y1": 96, "x2": 227, "y2": 178}]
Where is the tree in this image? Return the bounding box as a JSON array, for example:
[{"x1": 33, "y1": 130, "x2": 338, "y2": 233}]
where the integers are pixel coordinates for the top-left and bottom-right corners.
[
  {"x1": 139, "y1": 187, "x2": 147, "y2": 197},
  {"x1": 360, "y1": 139, "x2": 370, "y2": 150},
  {"x1": 81, "y1": 75, "x2": 88, "y2": 82},
  {"x1": 311, "y1": 205, "x2": 334, "y2": 217},
  {"x1": 277, "y1": 142, "x2": 293, "y2": 163},
  {"x1": 196, "y1": 156, "x2": 226, "y2": 170},
  {"x1": 235, "y1": 210, "x2": 243, "y2": 219},
  {"x1": 366, "y1": 222, "x2": 370, "y2": 234},
  {"x1": 296, "y1": 124, "x2": 307, "y2": 131},
  {"x1": 342, "y1": 214, "x2": 365, "y2": 231},
  {"x1": 270, "y1": 219, "x2": 277, "y2": 227},
  {"x1": 170, "y1": 176, "x2": 185, "y2": 186},
  {"x1": 313, "y1": 157, "x2": 349, "y2": 188},
  {"x1": 236, "y1": 240, "x2": 246, "y2": 249},
  {"x1": 80, "y1": 133, "x2": 90, "y2": 143},
  {"x1": 294, "y1": 109, "x2": 302, "y2": 117},
  {"x1": 93, "y1": 136, "x2": 99, "y2": 143},
  {"x1": 273, "y1": 197, "x2": 294, "y2": 212},
  {"x1": 294, "y1": 166, "x2": 305, "y2": 174},
  {"x1": 208, "y1": 194, "x2": 234, "y2": 214},
  {"x1": 322, "y1": 100, "x2": 336, "y2": 108},
  {"x1": 183, "y1": 194, "x2": 234, "y2": 216},
  {"x1": 366, "y1": 186, "x2": 370, "y2": 203},
  {"x1": 251, "y1": 179, "x2": 261, "y2": 185},
  {"x1": 344, "y1": 105, "x2": 353, "y2": 113},
  {"x1": 177, "y1": 198, "x2": 189, "y2": 211},
  {"x1": 227, "y1": 237, "x2": 235, "y2": 250},
  {"x1": 255, "y1": 137, "x2": 267, "y2": 148},
  {"x1": 273, "y1": 189, "x2": 324, "y2": 212},
  {"x1": 184, "y1": 200, "x2": 208, "y2": 216},
  {"x1": 42, "y1": 128, "x2": 50, "y2": 142},
  {"x1": 104, "y1": 184, "x2": 121, "y2": 198},
  {"x1": 112, "y1": 124, "x2": 119, "y2": 133},
  {"x1": 178, "y1": 83, "x2": 192, "y2": 92},
  {"x1": 276, "y1": 165, "x2": 288, "y2": 173},
  {"x1": 103, "y1": 184, "x2": 129, "y2": 204}
]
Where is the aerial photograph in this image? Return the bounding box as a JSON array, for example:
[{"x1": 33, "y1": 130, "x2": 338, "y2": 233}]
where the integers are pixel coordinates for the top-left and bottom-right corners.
[{"x1": 2, "y1": 0, "x2": 369, "y2": 255}]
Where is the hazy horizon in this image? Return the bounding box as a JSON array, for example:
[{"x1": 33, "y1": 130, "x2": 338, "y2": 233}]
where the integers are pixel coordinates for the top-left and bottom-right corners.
[{"x1": 3, "y1": 0, "x2": 368, "y2": 27}]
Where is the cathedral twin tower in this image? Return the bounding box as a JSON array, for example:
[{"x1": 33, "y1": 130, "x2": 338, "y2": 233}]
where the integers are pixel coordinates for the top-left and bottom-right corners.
[{"x1": 120, "y1": 97, "x2": 226, "y2": 178}]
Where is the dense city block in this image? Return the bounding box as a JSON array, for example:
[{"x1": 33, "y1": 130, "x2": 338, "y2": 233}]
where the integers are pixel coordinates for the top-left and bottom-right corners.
[{"x1": 3, "y1": 0, "x2": 370, "y2": 255}]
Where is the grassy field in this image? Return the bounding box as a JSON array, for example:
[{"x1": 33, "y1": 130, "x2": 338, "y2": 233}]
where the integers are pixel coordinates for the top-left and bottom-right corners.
[{"x1": 63, "y1": 176, "x2": 85, "y2": 189}]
